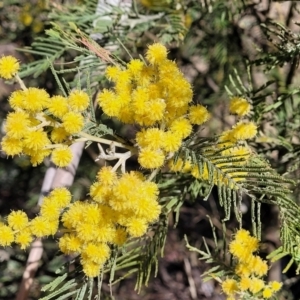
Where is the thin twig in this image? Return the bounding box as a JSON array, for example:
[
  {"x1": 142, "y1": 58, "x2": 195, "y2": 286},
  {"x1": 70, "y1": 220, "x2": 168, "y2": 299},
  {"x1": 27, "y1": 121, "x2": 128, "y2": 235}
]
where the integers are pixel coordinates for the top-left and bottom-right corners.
[{"x1": 16, "y1": 142, "x2": 85, "y2": 300}]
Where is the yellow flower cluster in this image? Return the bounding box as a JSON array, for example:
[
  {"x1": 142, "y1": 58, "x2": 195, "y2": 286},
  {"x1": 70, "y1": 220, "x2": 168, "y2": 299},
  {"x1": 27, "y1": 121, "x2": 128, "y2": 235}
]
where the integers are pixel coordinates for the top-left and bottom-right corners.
[
  {"x1": 60, "y1": 167, "x2": 161, "y2": 277},
  {"x1": 1, "y1": 81, "x2": 89, "y2": 166},
  {"x1": 0, "y1": 188, "x2": 71, "y2": 250},
  {"x1": 221, "y1": 229, "x2": 282, "y2": 299},
  {"x1": 0, "y1": 56, "x2": 20, "y2": 79},
  {"x1": 0, "y1": 169, "x2": 161, "y2": 278},
  {"x1": 97, "y1": 43, "x2": 210, "y2": 169}
]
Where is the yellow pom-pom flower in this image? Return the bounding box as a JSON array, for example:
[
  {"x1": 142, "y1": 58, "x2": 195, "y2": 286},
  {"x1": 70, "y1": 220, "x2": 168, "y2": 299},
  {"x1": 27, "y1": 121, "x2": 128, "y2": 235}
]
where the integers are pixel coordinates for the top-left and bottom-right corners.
[
  {"x1": 23, "y1": 130, "x2": 51, "y2": 151},
  {"x1": 59, "y1": 233, "x2": 82, "y2": 254},
  {"x1": 40, "y1": 197, "x2": 61, "y2": 221},
  {"x1": 189, "y1": 104, "x2": 211, "y2": 125},
  {"x1": 221, "y1": 279, "x2": 239, "y2": 296},
  {"x1": 82, "y1": 242, "x2": 110, "y2": 265},
  {"x1": 83, "y1": 203, "x2": 101, "y2": 225},
  {"x1": 15, "y1": 229, "x2": 33, "y2": 250},
  {"x1": 126, "y1": 218, "x2": 148, "y2": 237},
  {"x1": 5, "y1": 111, "x2": 30, "y2": 139},
  {"x1": 52, "y1": 146, "x2": 73, "y2": 167},
  {"x1": 229, "y1": 96, "x2": 251, "y2": 117},
  {"x1": 50, "y1": 127, "x2": 69, "y2": 143},
  {"x1": 49, "y1": 187, "x2": 72, "y2": 209},
  {"x1": 231, "y1": 121, "x2": 257, "y2": 140},
  {"x1": 27, "y1": 148, "x2": 51, "y2": 166},
  {"x1": 76, "y1": 222, "x2": 97, "y2": 242},
  {"x1": 89, "y1": 182, "x2": 111, "y2": 204},
  {"x1": 146, "y1": 43, "x2": 168, "y2": 64},
  {"x1": 68, "y1": 90, "x2": 90, "y2": 112},
  {"x1": 249, "y1": 277, "x2": 265, "y2": 294},
  {"x1": 252, "y1": 256, "x2": 268, "y2": 277},
  {"x1": 22, "y1": 88, "x2": 50, "y2": 112},
  {"x1": 161, "y1": 131, "x2": 182, "y2": 152},
  {"x1": 0, "y1": 55, "x2": 20, "y2": 79},
  {"x1": 62, "y1": 112, "x2": 84, "y2": 134},
  {"x1": 9, "y1": 90, "x2": 24, "y2": 109},
  {"x1": 132, "y1": 87, "x2": 149, "y2": 115},
  {"x1": 136, "y1": 128, "x2": 165, "y2": 150},
  {"x1": 96, "y1": 166, "x2": 118, "y2": 186},
  {"x1": 98, "y1": 91, "x2": 122, "y2": 117},
  {"x1": 1, "y1": 136, "x2": 23, "y2": 156},
  {"x1": 239, "y1": 276, "x2": 251, "y2": 291},
  {"x1": 262, "y1": 287, "x2": 273, "y2": 299},
  {"x1": 234, "y1": 229, "x2": 250, "y2": 243},
  {"x1": 0, "y1": 224, "x2": 14, "y2": 246},
  {"x1": 229, "y1": 240, "x2": 253, "y2": 262},
  {"x1": 48, "y1": 95, "x2": 69, "y2": 118},
  {"x1": 146, "y1": 98, "x2": 166, "y2": 123},
  {"x1": 61, "y1": 202, "x2": 86, "y2": 229},
  {"x1": 105, "y1": 65, "x2": 121, "y2": 81},
  {"x1": 270, "y1": 281, "x2": 282, "y2": 292},
  {"x1": 7, "y1": 210, "x2": 29, "y2": 230},
  {"x1": 94, "y1": 224, "x2": 116, "y2": 243},
  {"x1": 138, "y1": 147, "x2": 165, "y2": 169},
  {"x1": 169, "y1": 118, "x2": 192, "y2": 139},
  {"x1": 81, "y1": 258, "x2": 101, "y2": 277},
  {"x1": 127, "y1": 59, "x2": 144, "y2": 77},
  {"x1": 30, "y1": 216, "x2": 55, "y2": 237}
]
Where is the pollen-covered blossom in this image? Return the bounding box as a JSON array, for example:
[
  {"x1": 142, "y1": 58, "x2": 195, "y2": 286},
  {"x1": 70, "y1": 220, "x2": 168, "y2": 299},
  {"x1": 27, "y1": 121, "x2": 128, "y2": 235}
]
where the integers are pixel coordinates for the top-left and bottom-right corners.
[
  {"x1": 0, "y1": 167, "x2": 160, "y2": 278},
  {"x1": 0, "y1": 55, "x2": 20, "y2": 79},
  {"x1": 189, "y1": 104, "x2": 211, "y2": 125},
  {"x1": 51, "y1": 146, "x2": 73, "y2": 167},
  {"x1": 0, "y1": 224, "x2": 14, "y2": 246},
  {"x1": 62, "y1": 112, "x2": 84, "y2": 134},
  {"x1": 220, "y1": 229, "x2": 282, "y2": 299},
  {"x1": 50, "y1": 127, "x2": 69, "y2": 143},
  {"x1": 231, "y1": 121, "x2": 257, "y2": 140},
  {"x1": 138, "y1": 147, "x2": 165, "y2": 169},
  {"x1": 48, "y1": 95, "x2": 69, "y2": 118},
  {"x1": 97, "y1": 43, "x2": 207, "y2": 170},
  {"x1": 5, "y1": 111, "x2": 30, "y2": 139},
  {"x1": 48, "y1": 187, "x2": 71, "y2": 208},
  {"x1": 58, "y1": 168, "x2": 161, "y2": 277},
  {"x1": 22, "y1": 88, "x2": 50, "y2": 112},
  {"x1": 9, "y1": 90, "x2": 24, "y2": 109},
  {"x1": 68, "y1": 90, "x2": 90, "y2": 112},
  {"x1": 15, "y1": 229, "x2": 33, "y2": 250},
  {"x1": 1, "y1": 136, "x2": 24, "y2": 156},
  {"x1": 169, "y1": 118, "x2": 192, "y2": 139},
  {"x1": 30, "y1": 216, "x2": 57, "y2": 237},
  {"x1": 23, "y1": 130, "x2": 51, "y2": 151},
  {"x1": 229, "y1": 96, "x2": 251, "y2": 117},
  {"x1": 96, "y1": 166, "x2": 117, "y2": 186},
  {"x1": 59, "y1": 233, "x2": 82, "y2": 254},
  {"x1": 40, "y1": 197, "x2": 61, "y2": 221},
  {"x1": 222, "y1": 279, "x2": 239, "y2": 296},
  {"x1": 146, "y1": 43, "x2": 168, "y2": 64},
  {"x1": 1, "y1": 64, "x2": 88, "y2": 167},
  {"x1": 7, "y1": 210, "x2": 28, "y2": 230}
]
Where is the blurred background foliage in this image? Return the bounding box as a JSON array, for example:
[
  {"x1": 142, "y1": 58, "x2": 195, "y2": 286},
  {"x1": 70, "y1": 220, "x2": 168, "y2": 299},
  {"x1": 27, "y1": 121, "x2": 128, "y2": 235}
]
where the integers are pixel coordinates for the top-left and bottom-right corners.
[{"x1": 1, "y1": 0, "x2": 300, "y2": 299}]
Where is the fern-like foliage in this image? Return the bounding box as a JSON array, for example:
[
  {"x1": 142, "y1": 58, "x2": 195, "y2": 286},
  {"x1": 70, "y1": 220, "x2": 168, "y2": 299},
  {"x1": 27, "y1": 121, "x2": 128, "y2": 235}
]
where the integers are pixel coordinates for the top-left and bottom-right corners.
[{"x1": 162, "y1": 133, "x2": 300, "y2": 273}]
